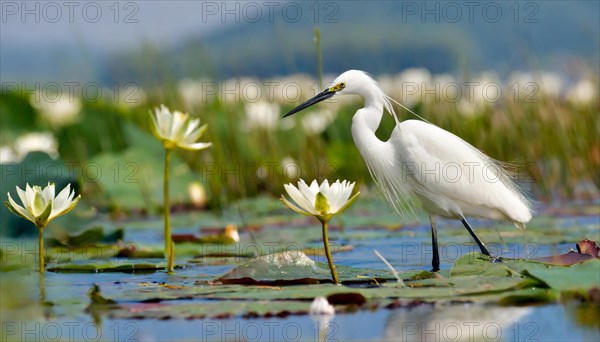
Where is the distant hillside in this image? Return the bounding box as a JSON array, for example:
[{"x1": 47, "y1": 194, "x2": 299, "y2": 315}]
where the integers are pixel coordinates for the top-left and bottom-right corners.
[
  {"x1": 3, "y1": 1, "x2": 598, "y2": 84},
  {"x1": 103, "y1": 1, "x2": 599, "y2": 83}
]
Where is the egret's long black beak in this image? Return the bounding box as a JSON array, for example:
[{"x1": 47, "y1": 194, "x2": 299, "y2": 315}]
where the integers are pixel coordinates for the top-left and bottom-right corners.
[{"x1": 283, "y1": 88, "x2": 335, "y2": 117}]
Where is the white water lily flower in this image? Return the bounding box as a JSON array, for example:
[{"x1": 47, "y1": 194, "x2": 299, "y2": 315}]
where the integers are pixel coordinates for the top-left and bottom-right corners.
[
  {"x1": 150, "y1": 105, "x2": 212, "y2": 150},
  {"x1": 5, "y1": 183, "x2": 80, "y2": 228},
  {"x1": 242, "y1": 101, "x2": 280, "y2": 131},
  {"x1": 1, "y1": 146, "x2": 18, "y2": 164},
  {"x1": 281, "y1": 179, "x2": 359, "y2": 285},
  {"x1": 30, "y1": 94, "x2": 81, "y2": 128},
  {"x1": 567, "y1": 79, "x2": 597, "y2": 105},
  {"x1": 14, "y1": 132, "x2": 59, "y2": 160},
  {"x1": 281, "y1": 179, "x2": 359, "y2": 219},
  {"x1": 301, "y1": 109, "x2": 336, "y2": 135}
]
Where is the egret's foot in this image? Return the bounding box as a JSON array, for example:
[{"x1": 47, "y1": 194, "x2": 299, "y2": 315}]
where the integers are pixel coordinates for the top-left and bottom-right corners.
[
  {"x1": 480, "y1": 252, "x2": 502, "y2": 263},
  {"x1": 430, "y1": 268, "x2": 440, "y2": 273}
]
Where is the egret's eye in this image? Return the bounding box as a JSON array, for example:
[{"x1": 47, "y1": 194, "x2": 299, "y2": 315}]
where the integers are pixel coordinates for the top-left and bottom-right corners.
[{"x1": 339, "y1": 83, "x2": 346, "y2": 89}]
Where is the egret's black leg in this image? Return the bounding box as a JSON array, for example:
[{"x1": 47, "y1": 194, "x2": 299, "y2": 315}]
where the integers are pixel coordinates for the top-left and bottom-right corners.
[
  {"x1": 430, "y1": 215, "x2": 440, "y2": 272},
  {"x1": 461, "y1": 219, "x2": 492, "y2": 256}
]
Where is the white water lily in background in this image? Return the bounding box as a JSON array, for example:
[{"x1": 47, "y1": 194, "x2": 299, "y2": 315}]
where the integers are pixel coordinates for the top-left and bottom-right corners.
[
  {"x1": 508, "y1": 71, "x2": 564, "y2": 98},
  {"x1": 0, "y1": 146, "x2": 18, "y2": 164},
  {"x1": 187, "y1": 182, "x2": 207, "y2": 208},
  {"x1": 538, "y1": 72, "x2": 564, "y2": 97},
  {"x1": 567, "y1": 79, "x2": 597, "y2": 105},
  {"x1": 14, "y1": 132, "x2": 59, "y2": 160},
  {"x1": 106, "y1": 86, "x2": 147, "y2": 109},
  {"x1": 432, "y1": 74, "x2": 459, "y2": 102},
  {"x1": 281, "y1": 156, "x2": 300, "y2": 179},
  {"x1": 5, "y1": 183, "x2": 80, "y2": 273},
  {"x1": 242, "y1": 101, "x2": 280, "y2": 131},
  {"x1": 301, "y1": 109, "x2": 336, "y2": 135},
  {"x1": 150, "y1": 105, "x2": 212, "y2": 151},
  {"x1": 281, "y1": 179, "x2": 360, "y2": 284},
  {"x1": 282, "y1": 179, "x2": 360, "y2": 220},
  {"x1": 239, "y1": 77, "x2": 262, "y2": 102},
  {"x1": 1, "y1": 132, "x2": 59, "y2": 164},
  {"x1": 269, "y1": 74, "x2": 315, "y2": 104},
  {"x1": 150, "y1": 105, "x2": 211, "y2": 273},
  {"x1": 398, "y1": 68, "x2": 433, "y2": 108},
  {"x1": 178, "y1": 78, "x2": 212, "y2": 109},
  {"x1": 458, "y1": 72, "x2": 501, "y2": 117},
  {"x1": 30, "y1": 94, "x2": 81, "y2": 128}
]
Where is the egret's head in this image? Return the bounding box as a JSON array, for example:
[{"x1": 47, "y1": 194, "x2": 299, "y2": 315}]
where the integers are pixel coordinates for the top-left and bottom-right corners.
[
  {"x1": 284, "y1": 70, "x2": 378, "y2": 117},
  {"x1": 329, "y1": 70, "x2": 378, "y2": 95}
]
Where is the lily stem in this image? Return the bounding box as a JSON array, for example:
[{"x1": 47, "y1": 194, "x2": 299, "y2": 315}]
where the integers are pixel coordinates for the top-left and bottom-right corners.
[
  {"x1": 163, "y1": 148, "x2": 173, "y2": 272},
  {"x1": 321, "y1": 219, "x2": 339, "y2": 284},
  {"x1": 38, "y1": 226, "x2": 45, "y2": 273},
  {"x1": 168, "y1": 241, "x2": 175, "y2": 274},
  {"x1": 39, "y1": 271, "x2": 46, "y2": 302}
]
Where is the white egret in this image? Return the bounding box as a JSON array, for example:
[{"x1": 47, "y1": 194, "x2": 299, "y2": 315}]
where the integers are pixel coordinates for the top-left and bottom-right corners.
[{"x1": 284, "y1": 70, "x2": 532, "y2": 271}]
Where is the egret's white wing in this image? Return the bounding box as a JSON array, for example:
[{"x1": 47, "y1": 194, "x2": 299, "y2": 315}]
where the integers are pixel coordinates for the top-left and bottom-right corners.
[{"x1": 392, "y1": 120, "x2": 532, "y2": 224}]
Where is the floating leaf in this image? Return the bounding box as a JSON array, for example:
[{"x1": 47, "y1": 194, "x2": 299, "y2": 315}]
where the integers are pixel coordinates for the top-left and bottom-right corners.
[
  {"x1": 449, "y1": 252, "x2": 521, "y2": 277},
  {"x1": 498, "y1": 288, "x2": 560, "y2": 305},
  {"x1": 172, "y1": 233, "x2": 237, "y2": 245},
  {"x1": 533, "y1": 251, "x2": 595, "y2": 266},
  {"x1": 48, "y1": 227, "x2": 124, "y2": 247},
  {"x1": 47, "y1": 263, "x2": 164, "y2": 273},
  {"x1": 523, "y1": 259, "x2": 600, "y2": 291}
]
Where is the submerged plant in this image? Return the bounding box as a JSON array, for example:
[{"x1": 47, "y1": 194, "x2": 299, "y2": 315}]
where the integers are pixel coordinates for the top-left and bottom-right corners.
[
  {"x1": 150, "y1": 105, "x2": 211, "y2": 272},
  {"x1": 281, "y1": 179, "x2": 359, "y2": 284},
  {"x1": 5, "y1": 183, "x2": 80, "y2": 273}
]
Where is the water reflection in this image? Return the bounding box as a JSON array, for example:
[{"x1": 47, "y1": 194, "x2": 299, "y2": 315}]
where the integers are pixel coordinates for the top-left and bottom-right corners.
[{"x1": 383, "y1": 303, "x2": 532, "y2": 341}]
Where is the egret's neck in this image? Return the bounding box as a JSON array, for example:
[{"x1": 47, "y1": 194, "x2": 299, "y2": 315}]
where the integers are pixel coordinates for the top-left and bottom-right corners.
[
  {"x1": 351, "y1": 92, "x2": 388, "y2": 158},
  {"x1": 357, "y1": 90, "x2": 386, "y2": 132}
]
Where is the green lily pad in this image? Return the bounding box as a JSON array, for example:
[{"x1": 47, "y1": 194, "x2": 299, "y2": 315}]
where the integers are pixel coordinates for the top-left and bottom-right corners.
[
  {"x1": 450, "y1": 252, "x2": 558, "y2": 277},
  {"x1": 47, "y1": 262, "x2": 164, "y2": 273},
  {"x1": 523, "y1": 259, "x2": 600, "y2": 291},
  {"x1": 450, "y1": 253, "x2": 519, "y2": 277},
  {"x1": 102, "y1": 300, "x2": 313, "y2": 320},
  {"x1": 47, "y1": 227, "x2": 124, "y2": 248},
  {"x1": 498, "y1": 288, "x2": 560, "y2": 305},
  {"x1": 449, "y1": 252, "x2": 600, "y2": 298}
]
